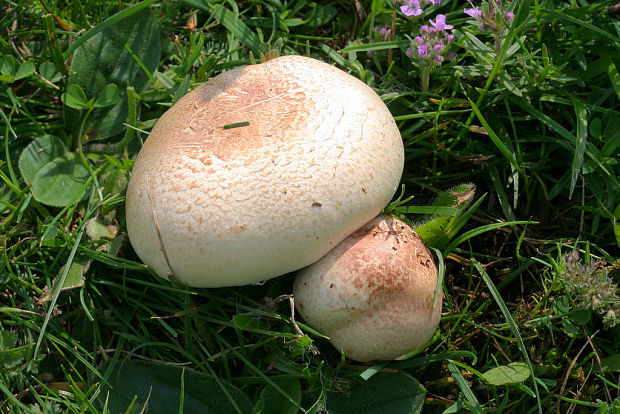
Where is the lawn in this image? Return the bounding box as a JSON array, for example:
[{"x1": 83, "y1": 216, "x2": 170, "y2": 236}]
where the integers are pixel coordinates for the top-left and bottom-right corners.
[{"x1": 1, "y1": 0, "x2": 619, "y2": 412}]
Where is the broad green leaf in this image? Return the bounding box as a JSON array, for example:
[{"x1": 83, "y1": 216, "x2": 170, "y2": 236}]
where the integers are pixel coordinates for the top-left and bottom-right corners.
[
  {"x1": 482, "y1": 362, "x2": 530, "y2": 385},
  {"x1": 259, "y1": 378, "x2": 301, "y2": 414},
  {"x1": 86, "y1": 218, "x2": 118, "y2": 240},
  {"x1": 18, "y1": 135, "x2": 69, "y2": 184},
  {"x1": 64, "y1": 0, "x2": 159, "y2": 58},
  {"x1": 0, "y1": 55, "x2": 15, "y2": 81},
  {"x1": 600, "y1": 354, "x2": 620, "y2": 372},
  {"x1": 0, "y1": 55, "x2": 14, "y2": 74},
  {"x1": 57, "y1": 255, "x2": 90, "y2": 290},
  {"x1": 413, "y1": 184, "x2": 476, "y2": 248},
  {"x1": 39, "y1": 61, "x2": 62, "y2": 83},
  {"x1": 0, "y1": 331, "x2": 24, "y2": 369},
  {"x1": 93, "y1": 83, "x2": 120, "y2": 108},
  {"x1": 100, "y1": 361, "x2": 253, "y2": 414},
  {"x1": 14, "y1": 61, "x2": 35, "y2": 81},
  {"x1": 326, "y1": 373, "x2": 425, "y2": 414},
  {"x1": 31, "y1": 152, "x2": 90, "y2": 207},
  {"x1": 303, "y1": 5, "x2": 338, "y2": 27},
  {"x1": 67, "y1": 8, "x2": 160, "y2": 139},
  {"x1": 0, "y1": 348, "x2": 24, "y2": 369},
  {"x1": 552, "y1": 295, "x2": 570, "y2": 315},
  {"x1": 0, "y1": 331, "x2": 17, "y2": 349},
  {"x1": 62, "y1": 84, "x2": 91, "y2": 109},
  {"x1": 500, "y1": 71, "x2": 522, "y2": 97},
  {"x1": 569, "y1": 308, "x2": 592, "y2": 326},
  {"x1": 372, "y1": 0, "x2": 388, "y2": 14}
]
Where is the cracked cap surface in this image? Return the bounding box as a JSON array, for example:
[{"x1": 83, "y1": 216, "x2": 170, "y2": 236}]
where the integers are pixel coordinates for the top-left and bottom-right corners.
[
  {"x1": 126, "y1": 55, "x2": 404, "y2": 287},
  {"x1": 293, "y1": 216, "x2": 442, "y2": 362}
]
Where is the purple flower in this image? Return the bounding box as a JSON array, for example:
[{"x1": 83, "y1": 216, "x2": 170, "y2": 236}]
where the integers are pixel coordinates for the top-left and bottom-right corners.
[
  {"x1": 464, "y1": 6, "x2": 483, "y2": 19},
  {"x1": 430, "y1": 14, "x2": 453, "y2": 31},
  {"x1": 464, "y1": 0, "x2": 483, "y2": 19},
  {"x1": 406, "y1": 14, "x2": 455, "y2": 67},
  {"x1": 429, "y1": 0, "x2": 442, "y2": 4},
  {"x1": 400, "y1": 0, "x2": 422, "y2": 16},
  {"x1": 375, "y1": 23, "x2": 391, "y2": 36},
  {"x1": 464, "y1": 0, "x2": 514, "y2": 36}
]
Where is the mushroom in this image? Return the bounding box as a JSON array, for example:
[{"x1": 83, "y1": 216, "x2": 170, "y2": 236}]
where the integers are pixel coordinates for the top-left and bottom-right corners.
[
  {"x1": 125, "y1": 55, "x2": 404, "y2": 287},
  {"x1": 293, "y1": 216, "x2": 442, "y2": 362}
]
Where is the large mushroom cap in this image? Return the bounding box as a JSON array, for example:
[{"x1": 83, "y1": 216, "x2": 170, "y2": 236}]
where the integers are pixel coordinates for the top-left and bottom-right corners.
[
  {"x1": 126, "y1": 55, "x2": 404, "y2": 287},
  {"x1": 293, "y1": 216, "x2": 442, "y2": 362}
]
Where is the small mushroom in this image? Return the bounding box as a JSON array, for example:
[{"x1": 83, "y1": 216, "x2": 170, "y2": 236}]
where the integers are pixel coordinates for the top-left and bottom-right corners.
[
  {"x1": 293, "y1": 216, "x2": 442, "y2": 362},
  {"x1": 126, "y1": 55, "x2": 404, "y2": 287}
]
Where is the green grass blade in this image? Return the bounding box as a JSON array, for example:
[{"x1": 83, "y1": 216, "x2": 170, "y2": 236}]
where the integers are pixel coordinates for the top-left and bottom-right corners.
[
  {"x1": 544, "y1": 9, "x2": 620, "y2": 49},
  {"x1": 209, "y1": 329, "x2": 306, "y2": 413},
  {"x1": 213, "y1": 4, "x2": 265, "y2": 55},
  {"x1": 0, "y1": 379, "x2": 36, "y2": 413},
  {"x1": 468, "y1": 99, "x2": 520, "y2": 173},
  {"x1": 488, "y1": 167, "x2": 516, "y2": 222},
  {"x1": 447, "y1": 362, "x2": 483, "y2": 413},
  {"x1": 512, "y1": 97, "x2": 613, "y2": 179},
  {"x1": 444, "y1": 220, "x2": 532, "y2": 257},
  {"x1": 396, "y1": 206, "x2": 459, "y2": 215},
  {"x1": 604, "y1": 53, "x2": 620, "y2": 101},
  {"x1": 472, "y1": 260, "x2": 542, "y2": 413},
  {"x1": 340, "y1": 40, "x2": 409, "y2": 52},
  {"x1": 569, "y1": 98, "x2": 587, "y2": 199},
  {"x1": 430, "y1": 247, "x2": 444, "y2": 307},
  {"x1": 33, "y1": 186, "x2": 95, "y2": 360}
]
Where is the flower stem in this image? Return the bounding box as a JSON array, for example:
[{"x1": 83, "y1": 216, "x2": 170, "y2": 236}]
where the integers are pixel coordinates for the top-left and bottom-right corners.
[
  {"x1": 494, "y1": 36, "x2": 502, "y2": 60},
  {"x1": 421, "y1": 66, "x2": 431, "y2": 93}
]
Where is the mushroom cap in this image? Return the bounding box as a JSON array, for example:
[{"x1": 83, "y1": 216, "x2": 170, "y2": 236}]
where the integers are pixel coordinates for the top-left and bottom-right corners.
[
  {"x1": 293, "y1": 216, "x2": 442, "y2": 362},
  {"x1": 125, "y1": 55, "x2": 404, "y2": 287}
]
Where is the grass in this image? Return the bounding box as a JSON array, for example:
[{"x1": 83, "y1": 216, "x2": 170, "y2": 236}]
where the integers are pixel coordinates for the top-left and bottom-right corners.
[{"x1": 1, "y1": 0, "x2": 619, "y2": 412}]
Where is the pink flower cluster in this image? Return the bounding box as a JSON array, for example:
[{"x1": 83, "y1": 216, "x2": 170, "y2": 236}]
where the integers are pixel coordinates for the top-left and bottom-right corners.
[
  {"x1": 399, "y1": 0, "x2": 442, "y2": 17},
  {"x1": 406, "y1": 15, "x2": 455, "y2": 64},
  {"x1": 464, "y1": 0, "x2": 514, "y2": 30},
  {"x1": 374, "y1": 23, "x2": 391, "y2": 38}
]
